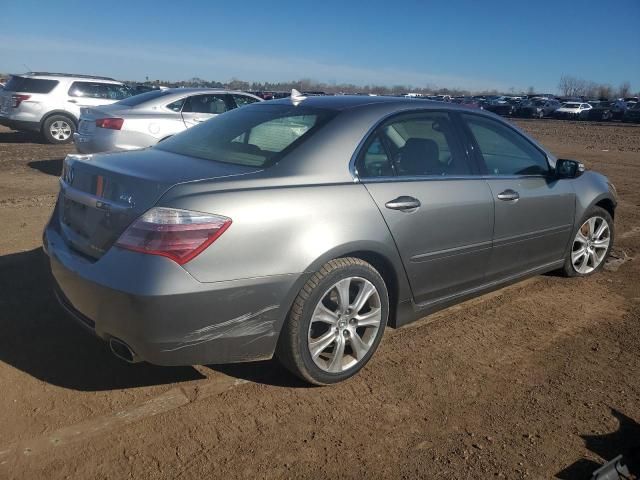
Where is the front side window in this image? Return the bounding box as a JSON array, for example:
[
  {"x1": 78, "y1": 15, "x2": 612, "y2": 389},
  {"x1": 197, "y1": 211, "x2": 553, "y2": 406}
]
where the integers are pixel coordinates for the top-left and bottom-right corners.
[
  {"x1": 183, "y1": 94, "x2": 230, "y2": 114},
  {"x1": 155, "y1": 104, "x2": 336, "y2": 167},
  {"x1": 362, "y1": 112, "x2": 471, "y2": 177},
  {"x1": 462, "y1": 113, "x2": 549, "y2": 176}
]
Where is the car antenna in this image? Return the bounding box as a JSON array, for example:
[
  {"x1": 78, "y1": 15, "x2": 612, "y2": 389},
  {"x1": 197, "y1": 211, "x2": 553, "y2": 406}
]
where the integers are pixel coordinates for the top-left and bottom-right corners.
[{"x1": 291, "y1": 88, "x2": 307, "y2": 106}]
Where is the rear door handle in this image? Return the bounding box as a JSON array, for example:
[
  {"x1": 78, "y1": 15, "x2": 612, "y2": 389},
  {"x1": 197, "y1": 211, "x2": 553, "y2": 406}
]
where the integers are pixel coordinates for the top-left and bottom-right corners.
[
  {"x1": 385, "y1": 196, "x2": 421, "y2": 211},
  {"x1": 67, "y1": 99, "x2": 78, "y2": 104},
  {"x1": 497, "y1": 189, "x2": 520, "y2": 201}
]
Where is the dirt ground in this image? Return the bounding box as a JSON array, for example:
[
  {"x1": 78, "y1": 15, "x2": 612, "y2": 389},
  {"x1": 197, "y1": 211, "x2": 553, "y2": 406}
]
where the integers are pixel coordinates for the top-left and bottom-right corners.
[{"x1": 0, "y1": 119, "x2": 639, "y2": 479}]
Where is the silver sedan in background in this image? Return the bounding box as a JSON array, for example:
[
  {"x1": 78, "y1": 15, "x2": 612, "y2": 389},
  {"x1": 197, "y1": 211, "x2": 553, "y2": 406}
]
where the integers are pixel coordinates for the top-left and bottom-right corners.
[{"x1": 73, "y1": 88, "x2": 262, "y2": 153}]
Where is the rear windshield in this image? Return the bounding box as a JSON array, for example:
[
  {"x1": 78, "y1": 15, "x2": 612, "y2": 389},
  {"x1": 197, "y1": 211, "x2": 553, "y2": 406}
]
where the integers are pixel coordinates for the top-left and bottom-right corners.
[
  {"x1": 4, "y1": 76, "x2": 58, "y2": 93},
  {"x1": 116, "y1": 89, "x2": 174, "y2": 106},
  {"x1": 155, "y1": 104, "x2": 337, "y2": 168}
]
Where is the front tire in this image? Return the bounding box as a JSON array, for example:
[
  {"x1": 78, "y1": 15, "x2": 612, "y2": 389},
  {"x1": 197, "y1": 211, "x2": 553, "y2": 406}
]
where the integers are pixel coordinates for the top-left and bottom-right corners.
[
  {"x1": 277, "y1": 258, "x2": 388, "y2": 385},
  {"x1": 562, "y1": 206, "x2": 614, "y2": 277},
  {"x1": 42, "y1": 115, "x2": 76, "y2": 144}
]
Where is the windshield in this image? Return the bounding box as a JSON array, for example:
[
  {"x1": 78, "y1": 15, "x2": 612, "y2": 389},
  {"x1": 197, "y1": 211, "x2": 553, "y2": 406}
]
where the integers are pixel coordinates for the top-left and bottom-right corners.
[
  {"x1": 155, "y1": 104, "x2": 337, "y2": 168},
  {"x1": 116, "y1": 89, "x2": 174, "y2": 106}
]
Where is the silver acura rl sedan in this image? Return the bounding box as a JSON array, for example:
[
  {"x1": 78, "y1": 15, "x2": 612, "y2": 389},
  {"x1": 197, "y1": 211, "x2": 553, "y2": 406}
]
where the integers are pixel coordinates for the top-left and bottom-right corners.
[
  {"x1": 45, "y1": 94, "x2": 617, "y2": 385},
  {"x1": 73, "y1": 88, "x2": 262, "y2": 154}
]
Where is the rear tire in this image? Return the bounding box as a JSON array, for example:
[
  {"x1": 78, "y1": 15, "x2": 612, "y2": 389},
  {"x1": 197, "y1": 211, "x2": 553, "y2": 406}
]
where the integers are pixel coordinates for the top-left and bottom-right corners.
[
  {"x1": 277, "y1": 258, "x2": 388, "y2": 385},
  {"x1": 42, "y1": 115, "x2": 76, "y2": 144},
  {"x1": 561, "y1": 206, "x2": 614, "y2": 277}
]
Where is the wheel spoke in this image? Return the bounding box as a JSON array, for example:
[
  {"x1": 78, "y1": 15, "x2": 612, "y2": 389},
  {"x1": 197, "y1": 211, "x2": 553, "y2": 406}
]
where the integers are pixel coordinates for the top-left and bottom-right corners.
[
  {"x1": 572, "y1": 247, "x2": 586, "y2": 263},
  {"x1": 309, "y1": 330, "x2": 337, "y2": 359},
  {"x1": 579, "y1": 253, "x2": 589, "y2": 271},
  {"x1": 334, "y1": 278, "x2": 351, "y2": 313},
  {"x1": 351, "y1": 281, "x2": 376, "y2": 313},
  {"x1": 327, "y1": 335, "x2": 345, "y2": 372},
  {"x1": 588, "y1": 250, "x2": 598, "y2": 268},
  {"x1": 313, "y1": 303, "x2": 339, "y2": 325},
  {"x1": 349, "y1": 332, "x2": 368, "y2": 360},
  {"x1": 593, "y1": 238, "x2": 610, "y2": 249},
  {"x1": 587, "y1": 217, "x2": 596, "y2": 236},
  {"x1": 594, "y1": 221, "x2": 608, "y2": 239},
  {"x1": 355, "y1": 307, "x2": 382, "y2": 327}
]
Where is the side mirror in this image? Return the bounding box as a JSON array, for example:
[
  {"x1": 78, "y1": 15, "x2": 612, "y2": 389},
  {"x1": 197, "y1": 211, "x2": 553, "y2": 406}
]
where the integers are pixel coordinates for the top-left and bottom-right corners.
[{"x1": 555, "y1": 159, "x2": 585, "y2": 179}]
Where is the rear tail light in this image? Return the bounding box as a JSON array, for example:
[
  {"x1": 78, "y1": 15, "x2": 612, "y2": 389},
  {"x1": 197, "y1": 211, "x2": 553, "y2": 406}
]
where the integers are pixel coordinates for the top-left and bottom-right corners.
[
  {"x1": 115, "y1": 207, "x2": 231, "y2": 265},
  {"x1": 96, "y1": 118, "x2": 124, "y2": 130},
  {"x1": 11, "y1": 94, "x2": 31, "y2": 108}
]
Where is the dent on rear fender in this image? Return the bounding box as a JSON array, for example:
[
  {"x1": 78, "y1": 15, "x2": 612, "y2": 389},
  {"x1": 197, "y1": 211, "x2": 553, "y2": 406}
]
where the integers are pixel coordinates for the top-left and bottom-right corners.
[{"x1": 161, "y1": 305, "x2": 279, "y2": 352}]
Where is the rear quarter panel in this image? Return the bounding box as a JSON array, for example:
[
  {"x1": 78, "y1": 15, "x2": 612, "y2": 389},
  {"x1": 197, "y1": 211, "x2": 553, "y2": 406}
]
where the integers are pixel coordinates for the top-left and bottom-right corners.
[{"x1": 158, "y1": 183, "x2": 412, "y2": 302}]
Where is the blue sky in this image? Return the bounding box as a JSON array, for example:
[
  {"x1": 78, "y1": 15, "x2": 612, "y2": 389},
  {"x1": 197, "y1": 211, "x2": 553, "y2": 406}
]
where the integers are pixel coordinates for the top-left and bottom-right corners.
[{"x1": 1, "y1": 0, "x2": 638, "y2": 93}]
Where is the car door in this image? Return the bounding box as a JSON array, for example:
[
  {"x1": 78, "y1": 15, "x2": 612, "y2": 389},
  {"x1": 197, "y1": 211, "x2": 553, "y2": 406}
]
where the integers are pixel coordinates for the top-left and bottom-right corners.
[
  {"x1": 359, "y1": 111, "x2": 494, "y2": 305},
  {"x1": 459, "y1": 112, "x2": 575, "y2": 281},
  {"x1": 181, "y1": 93, "x2": 234, "y2": 128}
]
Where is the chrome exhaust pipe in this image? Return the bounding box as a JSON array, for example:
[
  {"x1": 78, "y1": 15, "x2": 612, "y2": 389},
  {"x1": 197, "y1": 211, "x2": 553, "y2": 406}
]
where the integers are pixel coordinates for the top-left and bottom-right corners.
[{"x1": 109, "y1": 338, "x2": 140, "y2": 364}]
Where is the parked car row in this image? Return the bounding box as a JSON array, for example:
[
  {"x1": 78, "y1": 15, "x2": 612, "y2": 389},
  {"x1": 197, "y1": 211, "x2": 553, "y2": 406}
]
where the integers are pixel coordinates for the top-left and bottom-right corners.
[
  {"x1": 1, "y1": 72, "x2": 638, "y2": 145},
  {"x1": 0, "y1": 72, "x2": 262, "y2": 145}
]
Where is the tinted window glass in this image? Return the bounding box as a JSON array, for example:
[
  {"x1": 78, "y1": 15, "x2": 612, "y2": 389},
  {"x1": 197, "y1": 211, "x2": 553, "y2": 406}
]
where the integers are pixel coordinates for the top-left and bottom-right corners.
[
  {"x1": 156, "y1": 104, "x2": 336, "y2": 167},
  {"x1": 183, "y1": 94, "x2": 229, "y2": 114},
  {"x1": 462, "y1": 114, "x2": 549, "y2": 176},
  {"x1": 233, "y1": 94, "x2": 259, "y2": 107},
  {"x1": 4, "y1": 76, "x2": 58, "y2": 93},
  {"x1": 105, "y1": 84, "x2": 132, "y2": 100},
  {"x1": 359, "y1": 135, "x2": 394, "y2": 177},
  {"x1": 68, "y1": 82, "x2": 106, "y2": 98},
  {"x1": 380, "y1": 112, "x2": 470, "y2": 176},
  {"x1": 117, "y1": 89, "x2": 174, "y2": 106}
]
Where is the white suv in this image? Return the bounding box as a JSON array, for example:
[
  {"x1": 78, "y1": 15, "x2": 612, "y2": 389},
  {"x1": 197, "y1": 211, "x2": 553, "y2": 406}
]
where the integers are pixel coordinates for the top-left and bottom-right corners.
[{"x1": 0, "y1": 72, "x2": 132, "y2": 144}]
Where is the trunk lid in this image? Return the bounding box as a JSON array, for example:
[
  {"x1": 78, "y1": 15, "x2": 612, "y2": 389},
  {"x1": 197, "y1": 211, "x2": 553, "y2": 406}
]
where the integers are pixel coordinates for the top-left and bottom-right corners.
[
  {"x1": 58, "y1": 148, "x2": 259, "y2": 260},
  {"x1": 78, "y1": 105, "x2": 132, "y2": 135}
]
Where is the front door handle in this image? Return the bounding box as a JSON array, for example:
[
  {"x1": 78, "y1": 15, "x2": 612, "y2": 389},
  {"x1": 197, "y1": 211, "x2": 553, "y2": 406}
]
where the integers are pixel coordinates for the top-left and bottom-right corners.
[
  {"x1": 385, "y1": 196, "x2": 421, "y2": 211},
  {"x1": 497, "y1": 189, "x2": 520, "y2": 201},
  {"x1": 67, "y1": 99, "x2": 78, "y2": 104}
]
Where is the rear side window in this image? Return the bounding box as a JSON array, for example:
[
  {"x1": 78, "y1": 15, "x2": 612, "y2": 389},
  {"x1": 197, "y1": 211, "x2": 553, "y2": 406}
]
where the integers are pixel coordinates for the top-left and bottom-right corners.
[
  {"x1": 462, "y1": 114, "x2": 549, "y2": 176},
  {"x1": 4, "y1": 76, "x2": 58, "y2": 93},
  {"x1": 233, "y1": 94, "x2": 259, "y2": 107},
  {"x1": 358, "y1": 112, "x2": 470, "y2": 177},
  {"x1": 156, "y1": 104, "x2": 336, "y2": 167},
  {"x1": 68, "y1": 82, "x2": 130, "y2": 99},
  {"x1": 183, "y1": 94, "x2": 231, "y2": 114}
]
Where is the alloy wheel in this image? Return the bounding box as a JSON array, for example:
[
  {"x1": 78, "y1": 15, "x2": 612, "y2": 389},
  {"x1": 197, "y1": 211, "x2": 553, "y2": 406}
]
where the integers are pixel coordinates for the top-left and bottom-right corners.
[
  {"x1": 571, "y1": 216, "x2": 610, "y2": 274},
  {"x1": 307, "y1": 276, "x2": 382, "y2": 373},
  {"x1": 49, "y1": 120, "x2": 72, "y2": 141}
]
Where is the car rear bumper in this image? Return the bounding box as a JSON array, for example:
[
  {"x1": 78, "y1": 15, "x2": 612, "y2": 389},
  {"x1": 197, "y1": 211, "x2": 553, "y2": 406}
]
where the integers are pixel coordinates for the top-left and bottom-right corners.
[
  {"x1": 0, "y1": 116, "x2": 40, "y2": 132},
  {"x1": 44, "y1": 215, "x2": 302, "y2": 366},
  {"x1": 74, "y1": 129, "x2": 157, "y2": 154}
]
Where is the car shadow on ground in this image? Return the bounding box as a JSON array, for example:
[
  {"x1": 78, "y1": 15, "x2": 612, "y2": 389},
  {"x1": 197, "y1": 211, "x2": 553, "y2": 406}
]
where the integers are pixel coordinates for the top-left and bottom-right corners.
[
  {"x1": 556, "y1": 408, "x2": 640, "y2": 478},
  {"x1": 0, "y1": 248, "x2": 206, "y2": 391},
  {"x1": 28, "y1": 159, "x2": 63, "y2": 176},
  {"x1": 208, "y1": 361, "x2": 311, "y2": 389},
  {"x1": 0, "y1": 130, "x2": 45, "y2": 144}
]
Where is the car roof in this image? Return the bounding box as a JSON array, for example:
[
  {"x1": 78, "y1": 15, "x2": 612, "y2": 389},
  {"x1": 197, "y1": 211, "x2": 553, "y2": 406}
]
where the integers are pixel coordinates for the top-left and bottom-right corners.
[
  {"x1": 265, "y1": 94, "x2": 475, "y2": 113},
  {"x1": 13, "y1": 72, "x2": 123, "y2": 84}
]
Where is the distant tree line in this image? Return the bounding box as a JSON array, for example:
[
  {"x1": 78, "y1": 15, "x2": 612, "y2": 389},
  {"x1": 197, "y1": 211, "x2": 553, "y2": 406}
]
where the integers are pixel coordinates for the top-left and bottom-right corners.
[
  {"x1": 558, "y1": 75, "x2": 633, "y2": 99},
  {"x1": 133, "y1": 75, "x2": 637, "y2": 99}
]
